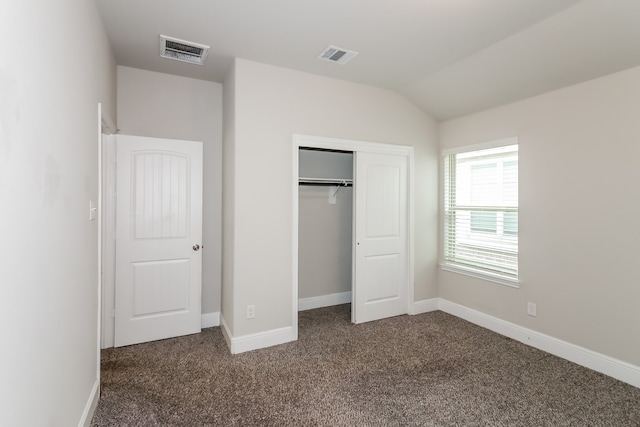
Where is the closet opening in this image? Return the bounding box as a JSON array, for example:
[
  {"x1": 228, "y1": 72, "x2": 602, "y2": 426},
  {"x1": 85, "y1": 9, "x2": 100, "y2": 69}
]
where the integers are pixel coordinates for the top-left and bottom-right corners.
[
  {"x1": 292, "y1": 134, "x2": 414, "y2": 339},
  {"x1": 297, "y1": 147, "x2": 354, "y2": 322}
]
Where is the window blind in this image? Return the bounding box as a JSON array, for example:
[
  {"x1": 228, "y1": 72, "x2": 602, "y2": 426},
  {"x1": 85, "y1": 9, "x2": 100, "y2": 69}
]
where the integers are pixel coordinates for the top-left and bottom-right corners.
[{"x1": 444, "y1": 144, "x2": 518, "y2": 280}]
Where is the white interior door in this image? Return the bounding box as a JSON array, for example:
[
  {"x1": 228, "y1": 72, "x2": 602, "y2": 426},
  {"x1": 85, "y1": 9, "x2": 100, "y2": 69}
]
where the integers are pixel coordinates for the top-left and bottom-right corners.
[
  {"x1": 115, "y1": 135, "x2": 203, "y2": 347},
  {"x1": 353, "y1": 151, "x2": 408, "y2": 323}
]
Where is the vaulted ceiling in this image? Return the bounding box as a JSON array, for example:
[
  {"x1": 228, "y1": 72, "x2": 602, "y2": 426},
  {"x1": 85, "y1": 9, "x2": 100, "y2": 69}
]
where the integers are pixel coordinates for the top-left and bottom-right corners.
[{"x1": 95, "y1": 0, "x2": 640, "y2": 121}]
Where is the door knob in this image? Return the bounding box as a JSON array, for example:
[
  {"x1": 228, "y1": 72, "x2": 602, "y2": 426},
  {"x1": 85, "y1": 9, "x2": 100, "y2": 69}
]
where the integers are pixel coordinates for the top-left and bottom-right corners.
[{"x1": 193, "y1": 244, "x2": 200, "y2": 251}]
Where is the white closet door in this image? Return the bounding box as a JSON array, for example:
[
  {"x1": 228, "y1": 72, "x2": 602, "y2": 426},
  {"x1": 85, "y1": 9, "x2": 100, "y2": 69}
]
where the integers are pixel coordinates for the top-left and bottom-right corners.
[
  {"x1": 115, "y1": 135, "x2": 203, "y2": 347},
  {"x1": 353, "y1": 151, "x2": 409, "y2": 323}
]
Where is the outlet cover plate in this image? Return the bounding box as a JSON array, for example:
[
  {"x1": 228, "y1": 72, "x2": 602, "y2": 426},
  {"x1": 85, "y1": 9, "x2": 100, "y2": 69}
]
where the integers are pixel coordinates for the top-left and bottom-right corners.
[{"x1": 527, "y1": 302, "x2": 537, "y2": 317}]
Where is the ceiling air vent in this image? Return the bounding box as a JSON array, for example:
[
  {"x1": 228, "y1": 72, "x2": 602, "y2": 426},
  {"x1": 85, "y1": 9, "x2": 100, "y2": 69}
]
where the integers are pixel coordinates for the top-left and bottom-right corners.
[
  {"x1": 317, "y1": 45, "x2": 358, "y2": 65},
  {"x1": 160, "y1": 35, "x2": 210, "y2": 65}
]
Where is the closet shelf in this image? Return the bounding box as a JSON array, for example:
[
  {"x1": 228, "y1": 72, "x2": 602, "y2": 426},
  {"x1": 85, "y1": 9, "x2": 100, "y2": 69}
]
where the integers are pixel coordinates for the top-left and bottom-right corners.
[{"x1": 298, "y1": 177, "x2": 353, "y2": 187}]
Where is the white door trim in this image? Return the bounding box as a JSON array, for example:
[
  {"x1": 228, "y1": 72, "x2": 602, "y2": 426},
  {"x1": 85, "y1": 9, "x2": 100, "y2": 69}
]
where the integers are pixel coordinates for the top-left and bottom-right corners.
[
  {"x1": 98, "y1": 106, "x2": 116, "y2": 347},
  {"x1": 90, "y1": 103, "x2": 116, "y2": 425},
  {"x1": 292, "y1": 134, "x2": 414, "y2": 332},
  {"x1": 101, "y1": 134, "x2": 117, "y2": 348}
]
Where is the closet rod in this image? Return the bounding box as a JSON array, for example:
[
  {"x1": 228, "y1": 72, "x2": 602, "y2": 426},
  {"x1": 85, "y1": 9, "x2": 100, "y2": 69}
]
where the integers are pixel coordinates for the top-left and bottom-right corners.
[
  {"x1": 298, "y1": 177, "x2": 353, "y2": 187},
  {"x1": 299, "y1": 147, "x2": 352, "y2": 154}
]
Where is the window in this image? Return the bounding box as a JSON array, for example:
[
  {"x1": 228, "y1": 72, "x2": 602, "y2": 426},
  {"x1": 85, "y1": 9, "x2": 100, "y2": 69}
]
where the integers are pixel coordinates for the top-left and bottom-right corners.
[{"x1": 443, "y1": 142, "x2": 518, "y2": 284}]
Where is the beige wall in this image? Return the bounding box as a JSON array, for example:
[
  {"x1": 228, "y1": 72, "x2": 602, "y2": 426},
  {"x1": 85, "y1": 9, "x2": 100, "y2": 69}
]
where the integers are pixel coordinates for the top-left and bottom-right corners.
[
  {"x1": 117, "y1": 66, "x2": 223, "y2": 315},
  {"x1": 225, "y1": 58, "x2": 439, "y2": 337},
  {"x1": 221, "y1": 61, "x2": 236, "y2": 332},
  {"x1": 0, "y1": 0, "x2": 116, "y2": 425},
  {"x1": 439, "y1": 65, "x2": 640, "y2": 367}
]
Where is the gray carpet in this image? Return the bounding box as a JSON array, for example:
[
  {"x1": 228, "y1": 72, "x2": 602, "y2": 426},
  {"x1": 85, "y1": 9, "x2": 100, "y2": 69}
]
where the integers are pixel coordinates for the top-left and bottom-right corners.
[{"x1": 93, "y1": 305, "x2": 640, "y2": 426}]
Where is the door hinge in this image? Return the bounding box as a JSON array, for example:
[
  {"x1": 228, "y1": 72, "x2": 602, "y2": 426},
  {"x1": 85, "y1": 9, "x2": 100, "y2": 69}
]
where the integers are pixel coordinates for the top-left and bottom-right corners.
[{"x1": 111, "y1": 308, "x2": 115, "y2": 318}]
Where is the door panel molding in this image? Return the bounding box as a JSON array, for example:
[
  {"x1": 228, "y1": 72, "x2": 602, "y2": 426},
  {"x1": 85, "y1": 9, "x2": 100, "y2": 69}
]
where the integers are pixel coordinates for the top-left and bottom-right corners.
[{"x1": 101, "y1": 134, "x2": 117, "y2": 348}]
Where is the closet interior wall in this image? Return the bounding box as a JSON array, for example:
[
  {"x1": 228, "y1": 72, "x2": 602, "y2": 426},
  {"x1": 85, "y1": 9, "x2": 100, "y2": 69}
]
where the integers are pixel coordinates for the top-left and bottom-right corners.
[{"x1": 298, "y1": 149, "x2": 354, "y2": 306}]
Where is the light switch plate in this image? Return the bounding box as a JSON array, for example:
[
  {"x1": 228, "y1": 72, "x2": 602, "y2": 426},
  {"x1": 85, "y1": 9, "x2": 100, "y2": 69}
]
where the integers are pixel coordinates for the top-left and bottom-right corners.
[{"x1": 89, "y1": 200, "x2": 97, "y2": 221}]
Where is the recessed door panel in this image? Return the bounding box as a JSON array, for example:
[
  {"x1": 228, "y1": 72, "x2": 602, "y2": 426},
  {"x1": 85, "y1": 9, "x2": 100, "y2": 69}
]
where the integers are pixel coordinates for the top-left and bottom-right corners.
[
  {"x1": 365, "y1": 165, "x2": 401, "y2": 238},
  {"x1": 363, "y1": 254, "x2": 401, "y2": 302},
  {"x1": 133, "y1": 153, "x2": 189, "y2": 240},
  {"x1": 132, "y1": 259, "x2": 189, "y2": 317}
]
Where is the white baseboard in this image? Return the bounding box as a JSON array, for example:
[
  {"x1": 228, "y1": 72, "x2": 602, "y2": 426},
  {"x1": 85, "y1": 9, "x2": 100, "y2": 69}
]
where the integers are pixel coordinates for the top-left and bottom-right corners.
[
  {"x1": 219, "y1": 314, "x2": 232, "y2": 350},
  {"x1": 437, "y1": 298, "x2": 640, "y2": 389},
  {"x1": 298, "y1": 291, "x2": 351, "y2": 311},
  {"x1": 218, "y1": 297, "x2": 640, "y2": 388},
  {"x1": 78, "y1": 378, "x2": 99, "y2": 427},
  {"x1": 409, "y1": 298, "x2": 440, "y2": 315},
  {"x1": 229, "y1": 326, "x2": 296, "y2": 354},
  {"x1": 219, "y1": 314, "x2": 295, "y2": 354},
  {"x1": 201, "y1": 311, "x2": 220, "y2": 328}
]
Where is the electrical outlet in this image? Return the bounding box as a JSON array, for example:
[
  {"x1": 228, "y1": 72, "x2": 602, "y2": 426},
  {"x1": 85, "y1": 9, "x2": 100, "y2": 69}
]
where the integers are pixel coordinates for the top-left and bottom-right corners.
[
  {"x1": 527, "y1": 302, "x2": 537, "y2": 317},
  {"x1": 246, "y1": 305, "x2": 255, "y2": 319}
]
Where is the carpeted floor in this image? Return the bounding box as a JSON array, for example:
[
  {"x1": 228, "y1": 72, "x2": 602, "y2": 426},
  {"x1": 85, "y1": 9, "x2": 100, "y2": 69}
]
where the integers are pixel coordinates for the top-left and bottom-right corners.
[{"x1": 92, "y1": 305, "x2": 640, "y2": 426}]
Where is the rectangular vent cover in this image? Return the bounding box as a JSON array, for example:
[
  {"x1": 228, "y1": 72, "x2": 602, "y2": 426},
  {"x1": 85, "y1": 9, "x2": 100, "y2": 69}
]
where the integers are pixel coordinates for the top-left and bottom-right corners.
[
  {"x1": 160, "y1": 35, "x2": 210, "y2": 65},
  {"x1": 317, "y1": 45, "x2": 359, "y2": 65}
]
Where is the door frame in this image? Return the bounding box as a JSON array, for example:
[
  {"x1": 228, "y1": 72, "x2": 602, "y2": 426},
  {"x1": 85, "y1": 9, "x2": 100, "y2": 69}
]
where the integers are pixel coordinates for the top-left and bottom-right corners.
[
  {"x1": 292, "y1": 134, "x2": 415, "y2": 335},
  {"x1": 100, "y1": 133, "x2": 117, "y2": 348},
  {"x1": 97, "y1": 104, "x2": 116, "y2": 352}
]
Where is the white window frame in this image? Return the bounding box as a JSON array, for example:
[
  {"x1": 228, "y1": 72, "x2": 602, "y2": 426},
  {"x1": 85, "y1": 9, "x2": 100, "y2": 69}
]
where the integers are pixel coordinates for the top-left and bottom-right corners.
[{"x1": 441, "y1": 138, "x2": 520, "y2": 287}]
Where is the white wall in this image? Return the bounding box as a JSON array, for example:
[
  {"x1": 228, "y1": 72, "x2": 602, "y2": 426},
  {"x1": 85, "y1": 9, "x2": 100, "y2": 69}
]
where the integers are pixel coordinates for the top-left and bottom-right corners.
[
  {"x1": 0, "y1": 0, "x2": 116, "y2": 425},
  {"x1": 439, "y1": 65, "x2": 640, "y2": 367},
  {"x1": 298, "y1": 150, "x2": 353, "y2": 300},
  {"x1": 225, "y1": 58, "x2": 438, "y2": 338},
  {"x1": 117, "y1": 66, "x2": 223, "y2": 315}
]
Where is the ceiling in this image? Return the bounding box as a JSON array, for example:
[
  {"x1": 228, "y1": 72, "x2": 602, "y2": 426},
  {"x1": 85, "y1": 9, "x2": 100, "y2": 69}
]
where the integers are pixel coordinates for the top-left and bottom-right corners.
[{"x1": 95, "y1": 0, "x2": 640, "y2": 121}]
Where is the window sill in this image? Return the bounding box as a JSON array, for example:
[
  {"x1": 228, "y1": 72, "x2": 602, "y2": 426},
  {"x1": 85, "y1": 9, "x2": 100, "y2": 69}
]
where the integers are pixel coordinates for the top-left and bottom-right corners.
[{"x1": 439, "y1": 263, "x2": 520, "y2": 288}]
